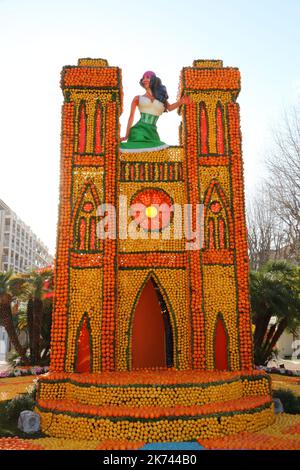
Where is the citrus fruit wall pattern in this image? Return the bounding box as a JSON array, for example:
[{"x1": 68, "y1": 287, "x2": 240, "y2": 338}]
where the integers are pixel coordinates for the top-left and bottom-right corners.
[{"x1": 35, "y1": 58, "x2": 274, "y2": 442}]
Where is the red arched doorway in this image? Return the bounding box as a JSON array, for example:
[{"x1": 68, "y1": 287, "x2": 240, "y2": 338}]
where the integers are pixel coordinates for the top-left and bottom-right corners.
[
  {"x1": 131, "y1": 277, "x2": 173, "y2": 369},
  {"x1": 75, "y1": 316, "x2": 92, "y2": 373},
  {"x1": 214, "y1": 315, "x2": 229, "y2": 370}
]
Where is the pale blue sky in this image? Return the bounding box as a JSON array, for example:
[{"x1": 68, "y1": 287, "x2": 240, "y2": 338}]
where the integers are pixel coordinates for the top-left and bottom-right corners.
[{"x1": 1, "y1": 0, "x2": 300, "y2": 254}]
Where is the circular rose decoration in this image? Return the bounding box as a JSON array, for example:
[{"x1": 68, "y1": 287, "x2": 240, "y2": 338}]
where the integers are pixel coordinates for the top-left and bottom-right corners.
[
  {"x1": 130, "y1": 188, "x2": 174, "y2": 231},
  {"x1": 82, "y1": 201, "x2": 94, "y2": 213},
  {"x1": 210, "y1": 200, "x2": 222, "y2": 214}
]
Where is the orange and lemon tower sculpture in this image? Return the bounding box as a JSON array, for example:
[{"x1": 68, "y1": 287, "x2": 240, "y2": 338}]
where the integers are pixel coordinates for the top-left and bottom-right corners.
[{"x1": 36, "y1": 59, "x2": 275, "y2": 442}]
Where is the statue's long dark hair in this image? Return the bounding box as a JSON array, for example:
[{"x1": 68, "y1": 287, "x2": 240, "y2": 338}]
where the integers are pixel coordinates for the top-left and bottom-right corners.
[{"x1": 139, "y1": 74, "x2": 169, "y2": 111}]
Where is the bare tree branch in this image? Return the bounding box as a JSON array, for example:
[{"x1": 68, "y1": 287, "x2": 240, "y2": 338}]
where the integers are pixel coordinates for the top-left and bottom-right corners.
[{"x1": 264, "y1": 105, "x2": 300, "y2": 261}]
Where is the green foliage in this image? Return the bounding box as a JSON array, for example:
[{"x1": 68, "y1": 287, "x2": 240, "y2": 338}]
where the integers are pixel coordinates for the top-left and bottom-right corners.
[
  {"x1": 0, "y1": 271, "x2": 28, "y2": 363},
  {"x1": 0, "y1": 271, "x2": 13, "y2": 296},
  {"x1": 8, "y1": 276, "x2": 31, "y2": 300},
  {"x1": 0, "y1": 386, "x2": 46, "y2": 438},
  {"x1": 26, "y1": 269, "x2": 53, "y2": 299},
  {"x1": 251, "y1": 260, "x2": 300, "y2": 366},
  {"x1": 7, "y1": 350, "x2": 22, "y2": 367},
  {"x1": 5, "y1": 386, "x2": 36, "y2": 422},
  {"x1": 0, "y1": 400, "x2": 16, "y2": 437},
  {"x1": 26, "y1": 269, "x2": 53, "y2": 364},
  {"x1": 272, "y1": 388, "x2": 300, "y2": 414},
  {"x1": 0, "y1": 268, "x2": 53, "y2": 366},
  {"x1": 41, "y1": 298, "x2": 53, "y2": 347},
  {"x1": 17, "y1": 308, "x2": 28, "y2": 331}
]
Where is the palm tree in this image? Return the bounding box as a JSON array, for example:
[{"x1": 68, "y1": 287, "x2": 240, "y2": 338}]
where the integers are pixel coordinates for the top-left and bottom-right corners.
[
  {"x1": 25, "y1": 268, "x2": 53, "y2": 364},
  {"x1": 251, "y1": 260, "x2": 300, "y2": 365},
  {"x1": 0, "y1": 271, "x2": 29, "y2": 364}
]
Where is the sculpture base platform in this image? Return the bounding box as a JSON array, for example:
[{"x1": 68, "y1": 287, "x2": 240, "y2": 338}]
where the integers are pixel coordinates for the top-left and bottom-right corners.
[{"x1": 35, "y1": 369, "x2": 275, "y2": 442}]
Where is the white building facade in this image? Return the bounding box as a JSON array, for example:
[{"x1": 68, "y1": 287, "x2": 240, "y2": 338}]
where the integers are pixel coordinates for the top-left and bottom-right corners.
[
  {"x1": 0, "y1": 199, "x2": 53, "y2": 273},
  {"x1": 277, "y1": 330, "x2": 300, "y2": 359}
]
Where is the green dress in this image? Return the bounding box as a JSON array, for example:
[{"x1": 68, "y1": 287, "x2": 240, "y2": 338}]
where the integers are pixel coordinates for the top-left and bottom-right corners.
[{"x1": 120, "y1": 96, "x2": 169, "y2": 153}]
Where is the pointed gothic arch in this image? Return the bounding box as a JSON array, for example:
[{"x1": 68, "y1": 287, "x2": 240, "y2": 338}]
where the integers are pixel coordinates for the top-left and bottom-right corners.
[
  {"x1": 216, "y1": 101, "x2": 225, "y2": 154},
  {"x1": 94, "y1": 99, "x2": 104, "y2": 154},
  {"x1": 128, "y1": 272, "x2": 176, "y2": 370},
  {"x1": 203, "y1": 179, "x2": 233, "y2": 250},
  {"x1": 199, "y1": 101, "x2": 209, "y2": 154},
  {"x1": 213, "y1": 313, "x2": 230, "y2": 371},
  {"x1": 217, "y1": 216, "x2": 227, "y2": 249},
  {"x1": 75, "y1": 313, "x2": 93, "y2": 373},
  {"x1": 71, "y1": 180, "x2": 102, "y2": 252},
  {"x1": 78, "y1": 100, "x2": 87, "y2": 153}
]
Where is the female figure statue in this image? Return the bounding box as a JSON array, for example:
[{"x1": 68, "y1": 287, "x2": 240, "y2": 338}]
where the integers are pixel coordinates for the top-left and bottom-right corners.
[{"x1": 120, "y1": 71, "x2": 190, "y2": 153}]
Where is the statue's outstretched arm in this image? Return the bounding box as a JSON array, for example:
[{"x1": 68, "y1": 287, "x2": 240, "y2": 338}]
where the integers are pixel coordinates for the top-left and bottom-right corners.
[{"x1": 166, "y1": 95, "x2": 191, "y2": 112}]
